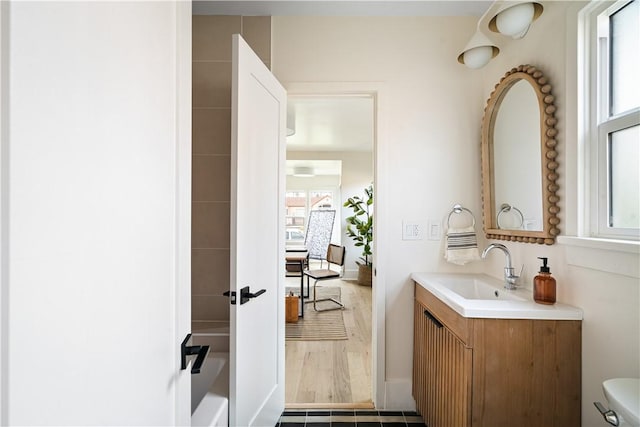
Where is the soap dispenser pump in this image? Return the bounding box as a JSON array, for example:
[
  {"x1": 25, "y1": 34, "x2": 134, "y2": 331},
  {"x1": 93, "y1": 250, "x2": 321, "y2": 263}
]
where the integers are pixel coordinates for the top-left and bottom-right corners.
[{"x1": 533, "y1": 257, "x2": 556, "y2": 304}]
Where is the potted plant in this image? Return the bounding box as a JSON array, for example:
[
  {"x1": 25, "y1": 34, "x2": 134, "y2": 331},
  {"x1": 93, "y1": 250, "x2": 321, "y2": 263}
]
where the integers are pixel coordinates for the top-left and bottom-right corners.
[{"x1": 343, "y1": 184, "x2": 373, "y2": 286}]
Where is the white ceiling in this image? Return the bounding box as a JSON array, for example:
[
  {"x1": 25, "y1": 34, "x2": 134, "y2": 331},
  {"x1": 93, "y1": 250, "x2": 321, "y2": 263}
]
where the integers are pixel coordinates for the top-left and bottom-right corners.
[
  {"x1": 286, "y1": 95, "x2": 374, "y2": 152},
  {"x1": 193, "y1": 1, "x2": 491, "y2": 17}
]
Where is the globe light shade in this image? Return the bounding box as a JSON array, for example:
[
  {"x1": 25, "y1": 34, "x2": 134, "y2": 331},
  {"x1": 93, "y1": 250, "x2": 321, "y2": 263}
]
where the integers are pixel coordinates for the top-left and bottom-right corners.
[
  {"x1": 489, "y1": 2, "x2": 543, "y2": 40},
  {"x1": 457, "y1": 31, "x2": 500, "y2": 69},
  {"x1": 462, "y1": 46, "x2": 494, "y2": 69}
]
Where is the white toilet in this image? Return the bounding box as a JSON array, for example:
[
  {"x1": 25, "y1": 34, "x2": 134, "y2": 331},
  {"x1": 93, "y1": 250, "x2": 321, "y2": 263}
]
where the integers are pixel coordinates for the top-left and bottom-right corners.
[{"x1": 595, "y1": 378, "x2": 640, "y2": 426}]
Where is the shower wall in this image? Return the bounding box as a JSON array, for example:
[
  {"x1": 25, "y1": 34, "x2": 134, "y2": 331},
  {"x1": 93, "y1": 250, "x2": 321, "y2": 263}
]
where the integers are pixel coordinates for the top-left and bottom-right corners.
[{"x1": 192, "y1": 15, "x2": 272, "y2": 327}]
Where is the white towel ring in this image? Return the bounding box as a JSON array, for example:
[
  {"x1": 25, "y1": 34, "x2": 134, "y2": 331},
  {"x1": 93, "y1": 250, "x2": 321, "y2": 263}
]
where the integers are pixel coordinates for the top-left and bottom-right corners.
[
  {"x1": 447, "y1": 204, "x2": 476, "y2": 229},
  {"x1": 497, "y1": 203, "x2": 524, "y2": 229}
]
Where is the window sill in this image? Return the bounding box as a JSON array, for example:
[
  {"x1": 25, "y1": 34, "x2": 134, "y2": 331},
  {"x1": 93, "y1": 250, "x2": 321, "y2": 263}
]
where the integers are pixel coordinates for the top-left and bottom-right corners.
[
  {"x1": 558, "y1": 236, "x2": 640, "y2": 279},
  {"x1": 558, "y1": 236, "x2": 640, "y2": 253}
]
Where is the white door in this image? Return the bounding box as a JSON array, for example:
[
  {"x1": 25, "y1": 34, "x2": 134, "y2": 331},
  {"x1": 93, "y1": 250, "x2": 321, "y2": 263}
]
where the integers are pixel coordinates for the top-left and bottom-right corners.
[
  {"x1": 1, "y1": 2, "x2": 192, "y2": 425},
  {"x1": 229, "y1": 34, "x2": 286, "y2": 427}
]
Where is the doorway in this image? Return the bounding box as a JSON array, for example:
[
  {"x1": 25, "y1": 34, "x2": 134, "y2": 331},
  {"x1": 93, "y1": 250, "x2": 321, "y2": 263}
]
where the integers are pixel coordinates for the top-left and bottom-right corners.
[{"x1": 284, "y1": 94, "x2": 375, "y2": 407}]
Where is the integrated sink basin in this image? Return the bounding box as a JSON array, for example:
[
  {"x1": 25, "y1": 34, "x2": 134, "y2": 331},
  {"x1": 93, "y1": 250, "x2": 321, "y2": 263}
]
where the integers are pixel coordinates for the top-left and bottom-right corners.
[
  {"x1": 411, "y1": 272, "x2": 583, "y2": 320},
  {"x1": 432, "y1": 275, "x2": 527, "y2": 301}
]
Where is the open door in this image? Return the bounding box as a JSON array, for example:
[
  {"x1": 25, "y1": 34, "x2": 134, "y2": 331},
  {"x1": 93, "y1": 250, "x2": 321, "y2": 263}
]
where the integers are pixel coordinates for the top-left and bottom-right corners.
[
  {"x1": 229, "y1": 34, "x2": 286, "y2": 426},
  {"x1": 1, "y1": 2, "x2": 191, "y2": 425}
]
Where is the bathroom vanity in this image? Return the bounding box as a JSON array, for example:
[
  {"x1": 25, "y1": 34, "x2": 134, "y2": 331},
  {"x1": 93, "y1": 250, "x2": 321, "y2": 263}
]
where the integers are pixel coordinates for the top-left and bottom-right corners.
[{"x1": 412, "y1": 273, "x2": 582, "y2": 427}]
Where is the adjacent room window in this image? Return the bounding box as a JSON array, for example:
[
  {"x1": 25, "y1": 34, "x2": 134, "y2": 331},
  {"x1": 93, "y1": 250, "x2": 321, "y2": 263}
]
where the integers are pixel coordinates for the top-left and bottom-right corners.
[
  {"x1": 285, "y1": 190, "x2": 337, "y2": 244},
  {"x1": 588, "y1": 0, "x2": 640, "y2": 239}
]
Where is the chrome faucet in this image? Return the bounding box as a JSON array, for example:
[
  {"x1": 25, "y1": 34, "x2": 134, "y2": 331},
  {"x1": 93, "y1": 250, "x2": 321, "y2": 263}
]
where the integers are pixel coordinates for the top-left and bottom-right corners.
[{"x1": 481, "y1": 243, "x2": 520, "y2": 290}]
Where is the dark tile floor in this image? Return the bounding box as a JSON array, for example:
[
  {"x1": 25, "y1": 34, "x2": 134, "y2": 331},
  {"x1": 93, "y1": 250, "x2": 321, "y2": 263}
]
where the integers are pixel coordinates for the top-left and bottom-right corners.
[{"x1": 277, "y1": 410, "x2": 425, "y2": 427}]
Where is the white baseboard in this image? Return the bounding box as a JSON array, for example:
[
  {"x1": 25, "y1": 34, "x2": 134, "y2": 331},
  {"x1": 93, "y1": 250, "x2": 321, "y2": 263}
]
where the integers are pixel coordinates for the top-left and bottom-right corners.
[
  {"x1": 343, "y1": 269, "x2": 358, "y2": 280},
  {"x1": 383, "y1": 380, "x2": 416, "y2": 410}
]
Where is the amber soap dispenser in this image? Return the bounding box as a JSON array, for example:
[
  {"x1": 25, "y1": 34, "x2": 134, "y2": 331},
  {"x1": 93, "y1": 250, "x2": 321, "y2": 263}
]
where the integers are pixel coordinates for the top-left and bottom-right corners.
[{"x1": 533, "y1": 257, "x2": 556, "y2": 304}]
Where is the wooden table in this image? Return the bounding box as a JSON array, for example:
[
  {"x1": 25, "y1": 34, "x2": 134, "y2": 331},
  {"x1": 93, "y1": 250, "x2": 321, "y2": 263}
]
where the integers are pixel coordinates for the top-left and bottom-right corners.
[{"x1": 285, "y1": 249, "x2": 308, "y2": 317}]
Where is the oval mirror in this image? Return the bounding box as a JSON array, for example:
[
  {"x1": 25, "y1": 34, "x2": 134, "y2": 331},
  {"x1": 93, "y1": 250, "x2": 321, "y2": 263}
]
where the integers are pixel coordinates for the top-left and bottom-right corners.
[{"x1": 481, "y1": 65, "x2": 560, "y2": 244}]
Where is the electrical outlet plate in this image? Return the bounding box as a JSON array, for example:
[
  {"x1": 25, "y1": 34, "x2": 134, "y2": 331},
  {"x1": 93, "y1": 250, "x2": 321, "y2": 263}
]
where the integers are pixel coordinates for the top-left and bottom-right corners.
[{"x1": 402, "y1": 221, "x2": 423, "y2": 240}]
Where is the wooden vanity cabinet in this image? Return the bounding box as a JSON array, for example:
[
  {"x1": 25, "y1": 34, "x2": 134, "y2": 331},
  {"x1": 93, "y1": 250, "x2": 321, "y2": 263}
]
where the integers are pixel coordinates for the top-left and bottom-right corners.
[{"x1": 413, "y1": 284, "x2": 581, "y2": 427}]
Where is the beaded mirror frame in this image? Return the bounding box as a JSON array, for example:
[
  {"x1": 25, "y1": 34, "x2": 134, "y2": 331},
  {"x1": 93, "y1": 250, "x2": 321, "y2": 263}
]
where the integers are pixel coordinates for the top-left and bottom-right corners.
[{"x1": 481, "y1": 64, "x2": 560, "y2": 245}]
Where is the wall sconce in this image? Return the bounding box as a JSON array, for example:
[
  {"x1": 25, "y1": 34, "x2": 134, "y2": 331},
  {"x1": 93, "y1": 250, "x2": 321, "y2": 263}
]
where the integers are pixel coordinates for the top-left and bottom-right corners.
[
  {"x1": 458, "y1": 1, "x2": 544, "y2": 69},
  {"x1": 488, "y1": 2, "x2": 543, "y2": 39},
  {"x1": 457, "y1": 29, "x2": 500, "y2": 69}
]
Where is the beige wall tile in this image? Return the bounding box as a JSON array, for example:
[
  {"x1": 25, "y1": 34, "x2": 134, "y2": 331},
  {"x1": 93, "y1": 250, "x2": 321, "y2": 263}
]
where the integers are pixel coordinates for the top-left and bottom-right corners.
[
  {"x1": 192, "y1": 295, "x2": 230, "y2": 321},
  {"x1": 191, "y1": 14, "x2": 271, "y2": 326},
  {"x1": 192, "y1": 155, "x2": 231, "y2": 202},
  {"x1": 192, "y1": 248, "x2": 230, "y2": 295},
  {"x1": 193, "y1": 61, "x2": 231, "y2": 108},
  {"x1": 192, "y1": 202, "x2": 230, "y2": 248},
  {"x1": 192, "y1": 335, "x2": 229, "y2": 352},
  {"x1": 192, "y1": 109, "x2": 231, "y2": 155},
  {"x1": 241, "y1": 16, "x2": 271, "y2": 65},
  {"x1": 193, "y1": 15, "x2": 240, "y2": 61}
]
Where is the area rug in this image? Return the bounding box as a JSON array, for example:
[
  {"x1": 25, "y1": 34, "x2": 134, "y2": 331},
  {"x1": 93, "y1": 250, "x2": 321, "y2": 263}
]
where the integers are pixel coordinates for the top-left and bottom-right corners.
[{"x1": 285, "y1": 286, "x2": 348, "y2": 341}]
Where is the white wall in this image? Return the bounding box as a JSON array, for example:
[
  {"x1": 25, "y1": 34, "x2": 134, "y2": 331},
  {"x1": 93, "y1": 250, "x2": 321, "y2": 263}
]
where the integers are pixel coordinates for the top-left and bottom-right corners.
[
  {"x1": 0, "y1": 2, "x2": 7, "y2": 423},
  {"x1": 273, "y1": 6, "x2": 640, "y2": 422},
  {"x1": 338, "y1": 152, "x2": 374, "y2": 278},
  {"x1": 273, "y1": 15, "x2": 486, "y2": 408}
]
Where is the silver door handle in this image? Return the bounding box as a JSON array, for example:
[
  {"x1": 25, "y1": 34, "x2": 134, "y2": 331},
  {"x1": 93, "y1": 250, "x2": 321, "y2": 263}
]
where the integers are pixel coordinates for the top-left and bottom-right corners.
[{"x1": 594, "y1": 402, "x2": 619, "y2": 426}]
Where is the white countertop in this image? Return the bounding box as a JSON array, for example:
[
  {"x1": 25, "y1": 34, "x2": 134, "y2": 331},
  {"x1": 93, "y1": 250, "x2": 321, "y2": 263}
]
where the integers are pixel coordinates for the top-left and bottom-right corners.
[{"x1": 411, "y1": 272, "x2": 583, "y2": 320}]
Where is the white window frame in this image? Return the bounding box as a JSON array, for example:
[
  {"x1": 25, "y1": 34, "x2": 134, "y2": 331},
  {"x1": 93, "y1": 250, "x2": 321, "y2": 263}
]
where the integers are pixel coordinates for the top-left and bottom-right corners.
[
  {"x1": 285, "y1": 186, "x2": 342, "y2": 244},
  {"x1": 584, "y1": 0, "x2": 640, "y2": 240}
]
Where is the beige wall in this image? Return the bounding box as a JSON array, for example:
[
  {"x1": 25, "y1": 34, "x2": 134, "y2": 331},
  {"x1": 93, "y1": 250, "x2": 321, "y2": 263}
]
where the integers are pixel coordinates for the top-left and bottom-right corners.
[
  {"x1": 272, "y1": 5, "x2": 639, "y2": 422},
  {"x1": 191, "y1": 16, "x2": 271, "y2": 325}
]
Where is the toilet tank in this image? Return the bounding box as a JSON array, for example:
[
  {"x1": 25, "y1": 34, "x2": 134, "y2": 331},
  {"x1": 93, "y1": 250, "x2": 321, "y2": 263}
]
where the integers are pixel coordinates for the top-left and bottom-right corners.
[{"x1": 603, "y1": 378, "x2": 640, "y2": 426}]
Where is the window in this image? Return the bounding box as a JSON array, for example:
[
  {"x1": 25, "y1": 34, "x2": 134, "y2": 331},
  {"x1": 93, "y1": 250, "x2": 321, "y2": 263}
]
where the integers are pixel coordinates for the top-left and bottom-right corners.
[
  {"x1": 285, "y1": 191, "x2": 307, "y2": 234},
  {"x1": 285, "y1": 190, "x2": 337, "y2": 244},
  {"x1": 588, "y1": 0, "x2": 640, "y2": 239},
  {"x1": 309, "y1": 190, "x2": 334, "y2": 210}
]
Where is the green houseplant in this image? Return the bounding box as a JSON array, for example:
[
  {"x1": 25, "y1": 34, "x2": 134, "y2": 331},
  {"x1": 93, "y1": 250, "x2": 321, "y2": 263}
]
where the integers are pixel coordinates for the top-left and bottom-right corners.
[{"x1": 344, "y1": 184, "x2": 373, "y2": 286}]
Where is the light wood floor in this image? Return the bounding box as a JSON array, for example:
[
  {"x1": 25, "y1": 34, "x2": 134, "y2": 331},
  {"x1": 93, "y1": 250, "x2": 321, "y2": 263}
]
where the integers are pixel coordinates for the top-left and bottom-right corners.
[{"x1": 285, "y1": 277, "x2": 372, "y2": 407}]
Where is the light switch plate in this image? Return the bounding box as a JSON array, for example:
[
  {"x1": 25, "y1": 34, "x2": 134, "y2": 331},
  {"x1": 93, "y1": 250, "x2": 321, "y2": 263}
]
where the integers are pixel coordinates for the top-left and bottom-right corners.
[
  {"x1": 402, "y1": 221, "x2": 423, "y2": 240},
  {"x1": 427, "y1": 220, "x2": 442, "y2": 240}
]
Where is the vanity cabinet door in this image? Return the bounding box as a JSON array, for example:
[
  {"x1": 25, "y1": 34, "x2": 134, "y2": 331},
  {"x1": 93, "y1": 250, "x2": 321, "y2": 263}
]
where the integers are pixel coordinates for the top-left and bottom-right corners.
[
  {"x1": 413, "y1": 300, "x2": 472, "y2": 427},
  {"x1": 471, "y1": 319, "x2": 582, "y2": 427}
]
